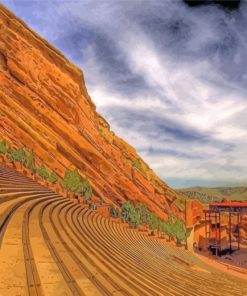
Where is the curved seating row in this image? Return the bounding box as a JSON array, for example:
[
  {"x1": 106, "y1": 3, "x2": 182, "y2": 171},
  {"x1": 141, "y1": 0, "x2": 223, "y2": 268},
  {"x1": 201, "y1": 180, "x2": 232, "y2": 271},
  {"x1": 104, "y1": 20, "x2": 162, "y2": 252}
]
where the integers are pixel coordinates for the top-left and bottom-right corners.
[{"x1": 0, "y1": 164, "x2": 247, "y2": 295}]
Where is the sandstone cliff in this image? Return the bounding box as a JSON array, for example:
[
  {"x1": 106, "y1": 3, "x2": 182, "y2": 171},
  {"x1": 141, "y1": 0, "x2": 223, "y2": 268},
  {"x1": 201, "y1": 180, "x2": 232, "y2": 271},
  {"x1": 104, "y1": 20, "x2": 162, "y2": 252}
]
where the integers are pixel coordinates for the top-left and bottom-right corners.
[{"x1": 0, "y1": 4, "x2": 183, "y2": 220}]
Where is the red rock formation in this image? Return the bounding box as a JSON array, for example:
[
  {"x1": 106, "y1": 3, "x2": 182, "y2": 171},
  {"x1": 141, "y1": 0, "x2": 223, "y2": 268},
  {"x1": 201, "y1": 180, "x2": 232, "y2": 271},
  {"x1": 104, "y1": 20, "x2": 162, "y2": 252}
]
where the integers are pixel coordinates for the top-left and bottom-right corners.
[
  {"x1": 0, "y1": 4, "x2": 183, "y2": 220},
  {"x1": 238, "y1": 215, "x2": 247, "y2": 245}
]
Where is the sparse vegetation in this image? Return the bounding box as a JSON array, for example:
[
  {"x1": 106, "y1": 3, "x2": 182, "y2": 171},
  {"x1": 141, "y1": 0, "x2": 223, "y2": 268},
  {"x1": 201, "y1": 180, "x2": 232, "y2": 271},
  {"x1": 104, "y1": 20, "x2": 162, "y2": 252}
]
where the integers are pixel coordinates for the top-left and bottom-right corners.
[
  {"x1": 61, "y1": 168, "x2": 93, "y2": 201},
  {"x1": 117, "y1": 200, "x2": 186, "y2": 243},
  {"x1": 37, "y1": 163, "x2": 49, "y2": 180},
  {"x1": 81, "y1": 179, "x2": 93, "y2": 201},
  {"x1": 148, "y1": 212, "x2": 160, "y2": 232},
  {"x1": 6, "y1": 147, "x2": 15, "y2": 162},
  {"x1": 173, "y1": 219, "x2": 186, "y2": 244},
  {"x1": 135, "y1": 203, "x2": 150, "y2": 225},
  {"x1": 23, "y1": 151, "x2": 36, "y2": 173},
  {"x1": 61, "y1": 168, "x2": 81, "y2": 192},
  {"x1": 49, "y1": 171, "x2": 58, "y2": 184},
  {"x1": 0, "y1": 138, "x2": 92, "y2": 200},
  {"x1": 6, "y1": 147, "x2": 27, "y2": 165},
  {"x1": 0, "y1": 140, "x2": 7, "y2": 154},
  {"x1": 132, "y1": 159, "x2": 142, "y2": 171},
  {"x1": 160, "y1": 220, "x2": 172, "y2": 239},
  {"x1": 120, "y1": 201, "x2": 132, "y2": 222},
  {"x1": 15, "y1": 148, "x2": 26, "y2": 165}
]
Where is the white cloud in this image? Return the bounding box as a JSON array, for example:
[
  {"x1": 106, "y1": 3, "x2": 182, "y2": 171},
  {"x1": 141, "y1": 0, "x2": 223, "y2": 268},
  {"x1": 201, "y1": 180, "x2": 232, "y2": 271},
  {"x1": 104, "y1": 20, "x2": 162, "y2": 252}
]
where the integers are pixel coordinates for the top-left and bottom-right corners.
[
  {"x1": 81, "y1": 3, "x2": 247, "y2": 187},
  {"x1": 5, "y1": 0, "x2": 247, "y2": 187}
]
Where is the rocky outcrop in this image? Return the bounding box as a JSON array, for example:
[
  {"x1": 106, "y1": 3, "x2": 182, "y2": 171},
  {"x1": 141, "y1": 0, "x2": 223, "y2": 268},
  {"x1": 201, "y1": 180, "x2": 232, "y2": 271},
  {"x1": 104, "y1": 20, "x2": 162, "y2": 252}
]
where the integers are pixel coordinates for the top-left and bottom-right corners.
[
  {"x1": 0, "y1": 4, "x2": 183, "y2": 220},
  {"x1": 239, "y1": 215, "x2": 247, "y2": 245}
]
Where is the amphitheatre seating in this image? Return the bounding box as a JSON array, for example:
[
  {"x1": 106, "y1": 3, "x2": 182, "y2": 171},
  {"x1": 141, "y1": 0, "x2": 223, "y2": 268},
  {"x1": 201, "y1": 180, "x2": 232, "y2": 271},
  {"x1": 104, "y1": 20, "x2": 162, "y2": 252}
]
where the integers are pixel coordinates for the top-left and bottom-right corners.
[{"x1": 0, "y1": 164, "x2": 247, "y2": 295}]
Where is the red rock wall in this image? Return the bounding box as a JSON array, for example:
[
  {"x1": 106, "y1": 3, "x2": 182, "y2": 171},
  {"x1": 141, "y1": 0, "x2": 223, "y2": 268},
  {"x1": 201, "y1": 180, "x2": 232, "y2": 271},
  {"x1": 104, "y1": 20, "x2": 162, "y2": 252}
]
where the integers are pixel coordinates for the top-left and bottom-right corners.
[
  {"x1": 0, "y1": 4, "x2": 183, "y2": 220},
  {"x1": 185, "y1": 199, "x2": 204, "y2": 228}
]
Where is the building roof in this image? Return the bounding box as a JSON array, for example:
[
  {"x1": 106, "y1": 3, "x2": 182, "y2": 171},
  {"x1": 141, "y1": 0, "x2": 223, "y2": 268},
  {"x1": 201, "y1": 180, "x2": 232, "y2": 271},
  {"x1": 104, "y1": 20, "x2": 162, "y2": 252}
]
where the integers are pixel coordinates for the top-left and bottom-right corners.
[
  {"x1": 209, "y1": 201, "x2": 247, "y2": 213},
  {"x1": 210, "y1": 202, "x2": 247, "y2": 208}
]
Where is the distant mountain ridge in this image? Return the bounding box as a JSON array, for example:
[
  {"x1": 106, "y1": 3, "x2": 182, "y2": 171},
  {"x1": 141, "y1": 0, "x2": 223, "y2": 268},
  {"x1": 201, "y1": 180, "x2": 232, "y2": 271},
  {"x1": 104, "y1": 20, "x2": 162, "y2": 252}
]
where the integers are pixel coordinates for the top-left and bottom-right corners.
[{"x1": 176, "y1": 186, "x2": 247, "y2": 204}]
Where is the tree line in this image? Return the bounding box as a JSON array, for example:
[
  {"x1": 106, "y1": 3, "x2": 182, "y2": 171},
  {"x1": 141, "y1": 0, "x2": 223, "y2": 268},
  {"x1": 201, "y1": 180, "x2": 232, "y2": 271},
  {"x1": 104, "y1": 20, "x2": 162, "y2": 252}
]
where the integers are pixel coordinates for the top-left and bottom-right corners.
[{"x1": 110, "y1": 201, "x2": 186, "y2": 244}]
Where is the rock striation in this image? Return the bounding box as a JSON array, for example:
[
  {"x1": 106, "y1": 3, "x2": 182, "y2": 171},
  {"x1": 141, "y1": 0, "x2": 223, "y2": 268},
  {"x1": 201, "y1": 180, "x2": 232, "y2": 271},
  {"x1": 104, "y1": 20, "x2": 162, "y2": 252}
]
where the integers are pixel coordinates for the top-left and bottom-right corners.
[{"x1": 0, "y1": 4, "x2": 183, "y2": 220}]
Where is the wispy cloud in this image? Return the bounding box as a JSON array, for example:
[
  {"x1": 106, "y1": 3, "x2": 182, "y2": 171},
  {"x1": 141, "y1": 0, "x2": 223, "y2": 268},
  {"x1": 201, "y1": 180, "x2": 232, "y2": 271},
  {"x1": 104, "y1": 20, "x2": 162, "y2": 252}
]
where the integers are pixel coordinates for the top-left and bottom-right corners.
[{"x1": 3, "y1": 0, "x2": 247, "y2": 187}]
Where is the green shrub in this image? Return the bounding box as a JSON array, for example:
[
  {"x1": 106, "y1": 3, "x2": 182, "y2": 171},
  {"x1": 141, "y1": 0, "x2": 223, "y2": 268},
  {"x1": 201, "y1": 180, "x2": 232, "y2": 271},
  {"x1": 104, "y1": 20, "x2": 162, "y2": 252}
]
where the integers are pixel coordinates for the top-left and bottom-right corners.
[
  {"x1": 132, "y1": 159, "x2": 142, "y2": 170},
  {"x1": 159, "y1": 215, "x2": 185, "y2": 243},
  {"x1": 61, "y1": 168, "x2": 80, "y2": 192},
  {"x1": 61, "y1": 169, "x2": 71, "y2": 190},
  {"x1": 61, "y1": 168, "x2": 93, "y2": 200},
  {"x1": 23, "y1": 151, "x2": 36, "y2": 172},
  {"x1": 160, "y1": 220, "x2": 174, "y2": 241},
  {"x1": 121, "y1": 202, "x2": 151, "y2": 227},
  {"x1": 129, "y1": 206, "x2": 141, "y2": 227},
  {"x1": 7, "y1": 147, "x2": 14, "y2": 162},
  {"x1": 135, "y1": 203, "x2": 150, "y2": 225},
  {"x1": 160, "y1": 221, "x2": 168, "y2": 235},
  {"x1": 0, "y1": 140, "x2": 7, "y2": 154},
  {"x1": 70, "y1": 169, "x2": 81, "y2": 192},
  {"x1": 81, "y1": 179, "x2": 93, "y2": 201},
  {"x1": 37, "y1": 163, "x2": 49, "y2": 180},
  {"x1": 148, "y1": 212, "x2": 160, "y2": 231},
  {"x1": 49, "y1": 171, "x2": 57, "y2": 184},
  {"x1": 12, "y1": 148, "x2": 26, "y2": 164},
  {"x1": 120, "y1": 200, "x2": 186, "y2": 242},
  {"x1": 6, "y1": 147, "x2": 26, "y2": 164},
  {"x1": 121, "y1": 201, "x2": 133, "y2": 221},
  {"x1": 173, "y1": 220, "x2": 186, "y2": 244}
]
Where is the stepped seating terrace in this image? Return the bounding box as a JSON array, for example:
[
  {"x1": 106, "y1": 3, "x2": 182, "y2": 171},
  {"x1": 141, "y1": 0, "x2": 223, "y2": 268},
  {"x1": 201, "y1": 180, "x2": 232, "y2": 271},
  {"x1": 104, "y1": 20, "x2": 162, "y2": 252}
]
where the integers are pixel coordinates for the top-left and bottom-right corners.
[{"x1": 0, "y1": 164, "x2": 247, "y2": 295}]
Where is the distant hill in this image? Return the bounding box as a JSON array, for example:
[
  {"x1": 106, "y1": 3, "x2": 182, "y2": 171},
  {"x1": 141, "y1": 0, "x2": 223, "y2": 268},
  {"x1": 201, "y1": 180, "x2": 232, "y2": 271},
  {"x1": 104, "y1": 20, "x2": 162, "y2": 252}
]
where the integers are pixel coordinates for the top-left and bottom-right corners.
[{"x1": 176, "y1": 186, "x2": 247, "y2": 204}]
